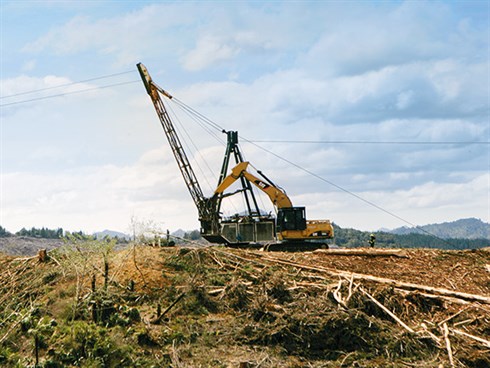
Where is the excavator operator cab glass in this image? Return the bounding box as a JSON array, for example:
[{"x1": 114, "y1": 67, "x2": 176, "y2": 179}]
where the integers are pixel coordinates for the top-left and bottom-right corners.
[{"x1": 277, "y1": 207, "x2": 307, "y2": 232}]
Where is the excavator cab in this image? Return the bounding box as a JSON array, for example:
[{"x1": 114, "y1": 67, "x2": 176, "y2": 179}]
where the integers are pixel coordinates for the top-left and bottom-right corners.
[{"x1": 276, "y1": 207, "x2": 307, "y2": 232}]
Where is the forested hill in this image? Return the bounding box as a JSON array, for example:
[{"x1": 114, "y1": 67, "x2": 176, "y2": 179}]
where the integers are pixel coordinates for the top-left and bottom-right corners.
[
  {"x1": 389, "y1": 218, "x2": 490, "y2": 240},
  {"x1": 334, "y1": 223, "x2": 490, "y2": 250}
]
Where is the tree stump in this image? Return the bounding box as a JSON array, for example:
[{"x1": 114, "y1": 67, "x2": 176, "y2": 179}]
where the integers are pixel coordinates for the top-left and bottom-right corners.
[{"x1": 38, "y1": 249, "x2": 47, "y2": 262}]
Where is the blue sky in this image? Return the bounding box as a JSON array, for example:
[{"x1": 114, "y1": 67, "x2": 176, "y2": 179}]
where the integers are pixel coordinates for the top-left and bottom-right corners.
[{"x1": 1, "y1": 0, "x2": 489, "y2": 234}]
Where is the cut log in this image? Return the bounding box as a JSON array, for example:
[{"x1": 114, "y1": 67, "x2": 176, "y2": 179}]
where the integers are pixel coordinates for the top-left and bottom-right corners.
[
  {"x1": 38, "y1": 249, "x2": 48, "y2": 262},
  {"x1": 313, "y1": 248, "x2": 409, "y2": 258}
]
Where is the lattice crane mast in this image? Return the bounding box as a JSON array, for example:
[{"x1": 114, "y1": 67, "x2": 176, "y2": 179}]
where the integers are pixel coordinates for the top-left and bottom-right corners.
[{"x1": 136, "y1": 63, "x2": 219, "y2": 235}]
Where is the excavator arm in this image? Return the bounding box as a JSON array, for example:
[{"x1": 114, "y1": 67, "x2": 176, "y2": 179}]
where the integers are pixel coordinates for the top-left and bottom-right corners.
[
  {"x1": 215, "y1": 161, "x2": 334, "y2": 242},
  {"x1": 214, "y1": 162, "x2": 293, "y2": 209}
]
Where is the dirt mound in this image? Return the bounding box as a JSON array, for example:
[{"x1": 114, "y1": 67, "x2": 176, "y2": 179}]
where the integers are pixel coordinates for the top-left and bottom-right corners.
[{"x1": 0, "y1": 244, "x2": 488, "y2": 367}]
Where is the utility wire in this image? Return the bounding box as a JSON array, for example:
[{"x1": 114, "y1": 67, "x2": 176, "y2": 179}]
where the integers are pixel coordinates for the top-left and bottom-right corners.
[
  {"x1": 250, "y1": 140, "x2": 490, "y2": 145},
  {"x1": 0, "y1": 80, "x2": 139, "y2": 108},
  {"x1": 242, "y1": 138, "x2": 459, "y2": 246},
  {"x1": 166, "y1": 97, "x2": 240, "y2": 214},
  {"x1": 172, "y1": 97, "x2": 224, "y2": 133},
  {"x1": 171, "y1": 98, "x2": 225, "y2": 146},
  {"x1": 0, "y1": 70, "x2": 135, "y2": 99},
  {"x1": 165, "y1": 95, "x2": 461, "y2": 244},
  {"x1": 166, "y1": 101, "x2": 216, "y2": 192}
]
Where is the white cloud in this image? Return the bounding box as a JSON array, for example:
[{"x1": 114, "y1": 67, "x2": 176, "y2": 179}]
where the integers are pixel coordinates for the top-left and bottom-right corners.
[
  {"x1": 21, "y1": 59, "x2": 36, "y2": 72},
  {"x1": 302, "y1": 173, "x2": 490, "y2": 231},
  {"x1": 21, "y1": 4, "x2": 196, "y2": 67},
  {"x1": 298, "y1": 1, "x2": 471, "y2": 77},
  {"x1": 1, "y1": 147, "x2": 201, "y2": 233},
  {"x1": 182, "y1": 35, "x2": 240, "y2": 71},
  {"x1": 396, "y1": 90, "x2": 414, "y2": 110}
]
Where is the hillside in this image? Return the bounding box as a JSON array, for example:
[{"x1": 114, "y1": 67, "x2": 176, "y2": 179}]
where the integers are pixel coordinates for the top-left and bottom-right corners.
[
  {"x1": 0, "y1": 236, "x2": 64, "y2": 256},
  {"x1": 390, "y1": 218, "x2": 490, "y2": 240},
  {"x1": 333, "y1": 223, "x2": 490, "y2": 250},
  {"x1": 93, "y1": 230, "x2": 131, "y2": 240},
  {"x1": 0, "y1": 241, "x2": 489, "y2": 367}
]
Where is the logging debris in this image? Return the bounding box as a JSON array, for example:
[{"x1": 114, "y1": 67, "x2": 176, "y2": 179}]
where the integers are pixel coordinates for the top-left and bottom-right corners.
[{"x1": 0, "y1": 244, "x2": 488, "y2": 367}]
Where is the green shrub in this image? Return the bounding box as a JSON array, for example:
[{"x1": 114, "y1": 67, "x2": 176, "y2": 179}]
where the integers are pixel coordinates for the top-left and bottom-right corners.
[{"x1": 47, "y1": 321, "x2": 132, "y2": 367}]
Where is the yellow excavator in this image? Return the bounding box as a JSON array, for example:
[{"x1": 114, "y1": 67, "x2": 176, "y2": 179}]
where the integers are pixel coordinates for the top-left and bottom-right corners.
[
  {"x1": 214, "y1": 161, "x2": 334, "y2": 242},
  {"x1": 137, "y1": 62, "x2": 334, "y2": 248}
]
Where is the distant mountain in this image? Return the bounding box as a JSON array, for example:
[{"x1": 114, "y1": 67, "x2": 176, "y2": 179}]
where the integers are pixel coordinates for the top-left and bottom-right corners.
[
  {"x1": 389, "y1": 218, "x2": 490, "y2": 240},
  {"x1": 171, "y1": 229, "x2": 186, "y2": 238},
  {"x1": 93, "y1": 229, "x2": 131, "y2": 240}
]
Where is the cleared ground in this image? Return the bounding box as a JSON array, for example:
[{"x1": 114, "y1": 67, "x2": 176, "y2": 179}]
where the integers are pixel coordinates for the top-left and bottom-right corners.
[{"x1": 0, "y1": 243, "x2": 489, "y2": 367}]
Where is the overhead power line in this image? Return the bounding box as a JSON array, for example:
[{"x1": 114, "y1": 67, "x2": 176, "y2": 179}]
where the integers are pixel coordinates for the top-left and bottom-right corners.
[
  {"x1": 164, "y1": 94, "x2": 461, "y2": 244},
  {"x1": 241, "y1": 138, "x2": 457, "y2": 245},
  {"x1": 250, "y1": 139, "x2": 490, "y2": 145},
  {"x1": 0, "y1": 80, "x2": 139, "y2": 108},
  {"x1": 0, "y1": 70, "x2": 135, "y2": 100}
]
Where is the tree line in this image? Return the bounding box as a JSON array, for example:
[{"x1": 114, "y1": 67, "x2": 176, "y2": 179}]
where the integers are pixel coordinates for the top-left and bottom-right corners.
[
  {"x1": 1, "y1": 224, "x2": 488, "y2": 250},
  {"x1": 0, "y1": 226, "x2": 85, "y2": 239},
  {"x1": 332, "y1": 224, "x2": 490, "y2": 250}
]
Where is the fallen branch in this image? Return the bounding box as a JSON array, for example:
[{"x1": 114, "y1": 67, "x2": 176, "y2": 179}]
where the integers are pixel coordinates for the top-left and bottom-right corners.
[
  {"x1": 208, "y1": 288, "x2": 225, "y2": 295},
  {"x1": 394, "y1": 289, "x2": 470, "y2": 306},
  {"x1": 450, "y1": 328, "x2": 490, "y2": 348},
  {"x1": 453, "y1": 318, "x2": 476, "y2": 327},
  {"x1": 47, "y1": 253, "x2": 65, "y2": 276},
  {"x1": 442, "y1": 323, "x2": 455, "y2": 368},
  {"x1": 313, "y1": 248, "x2": 409, "y2": 258},
  {"x1": 437, "y1": 306, "x2": 472, "y2": 326},
  {"x1": 332, "y1": 279, "x2": 348, "y2": 309},
  {"x1": 151, "y1": 292, "x2": 186, "y2": 324},
  {"x1": 359, "y1": 286, "x2": 414, "y2": 333},
  {"x1": 0, "y1": 310, "x2": 30, "y2": 344},
  {"x1": 418, "y1": 323, "x2": 441, "y2": 345}
]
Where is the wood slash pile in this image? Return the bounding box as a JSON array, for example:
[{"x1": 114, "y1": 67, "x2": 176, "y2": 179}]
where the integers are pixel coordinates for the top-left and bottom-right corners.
[
  {"x1": 198, "y1": 246, "x2": 490, "y2": 367},
  {"x1": 0, "y1": 244, "x2": 488, "y2": 367}
]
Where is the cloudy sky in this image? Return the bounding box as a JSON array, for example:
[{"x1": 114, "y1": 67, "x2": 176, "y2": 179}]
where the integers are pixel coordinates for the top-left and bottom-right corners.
[{"x1": 1, "y1": 1, "x2": 489, "y2": 235}]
